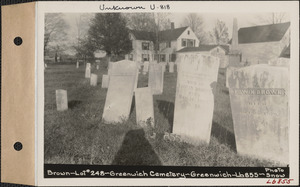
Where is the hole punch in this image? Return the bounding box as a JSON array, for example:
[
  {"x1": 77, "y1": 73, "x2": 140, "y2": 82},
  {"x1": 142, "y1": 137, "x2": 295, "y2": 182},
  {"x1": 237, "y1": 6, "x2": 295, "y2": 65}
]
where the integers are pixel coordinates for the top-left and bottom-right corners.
[
  {"x1": 14, "y1": 142, "x2": 23, "y2": 151},
  {"x1": 14, "y1": 37, "x2": 23, "y2": 46}
]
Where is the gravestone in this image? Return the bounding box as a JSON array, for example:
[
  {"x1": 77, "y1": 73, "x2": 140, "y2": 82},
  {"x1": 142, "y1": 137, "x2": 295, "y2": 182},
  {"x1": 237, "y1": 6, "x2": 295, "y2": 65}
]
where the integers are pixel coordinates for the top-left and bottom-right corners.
[
  {"x1": 101, "y1": 75, "x2": 109, "y2": 88},
  {"x1": 169, "y1": 62, "x2": 174, "y2": 73},
  {"x1": 134, "y1": 87, "x2": 154, "y2": 127},
  {"x1": 56, "y1": 89, "x2": 68, "y2": 111},
  {"x1": 102, "y1": 60, "x2": 138, "y2": 123},
  {"x1": 90, "y1": 73, "x2": 98, "y2": 86},
  {"x1": 76, "y1": 61, "x2": 79, "y2": 68},
  {"x1": 96, "y1": 65, "x2": 99, "y2": 70},
  {"x1": 268, "y1": 57, "x2": 289, "y2": 67},
  {"x1": 173, "y1": 54, "x2": 220, "y2": 145},
  {"x1": 148, "y1": 63, "x2": 164, "y2": 95},
  {"x1": 143, "y1": 61, "x2": 149, "y2": 75},
  {"x1": 44, "y1": 63, "x2": 47, "y2": 68},
  {"x1": 95, "y1": 59, "x2": 100, "y2": 70},
  {"x1": 85, "y1": 63, "x2": 91, "y2": 78},
  {"x1": 228, "y1": 64, "x2": 289, "y2": 163}
]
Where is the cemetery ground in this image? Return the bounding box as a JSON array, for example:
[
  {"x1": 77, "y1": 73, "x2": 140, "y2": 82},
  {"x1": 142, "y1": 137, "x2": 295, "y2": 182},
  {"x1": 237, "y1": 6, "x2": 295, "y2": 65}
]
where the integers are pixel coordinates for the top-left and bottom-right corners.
[{"x1": 44, "y1": 62, "x2": 281, "y2": 167}]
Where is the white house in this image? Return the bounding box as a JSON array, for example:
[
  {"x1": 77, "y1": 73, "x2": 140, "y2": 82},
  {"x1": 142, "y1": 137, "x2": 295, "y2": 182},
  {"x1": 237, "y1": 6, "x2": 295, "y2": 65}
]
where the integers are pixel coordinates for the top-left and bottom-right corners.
[
  {"x1": 236, "y1": 22, "x2": 290, "y2": 65},
  {"x1": 127, "y1": 23, "x2": 199, "y2": 63}
]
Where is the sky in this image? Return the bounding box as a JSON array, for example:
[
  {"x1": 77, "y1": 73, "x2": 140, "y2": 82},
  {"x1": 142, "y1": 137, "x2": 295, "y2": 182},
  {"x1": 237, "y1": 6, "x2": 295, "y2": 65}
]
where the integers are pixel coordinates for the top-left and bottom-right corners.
[
  {"x1": 64, "y1": 12, "x2": 289, "y2": 37},
  {"x1": 62, "y1": 12, "x2": 289, "y2": 55}
]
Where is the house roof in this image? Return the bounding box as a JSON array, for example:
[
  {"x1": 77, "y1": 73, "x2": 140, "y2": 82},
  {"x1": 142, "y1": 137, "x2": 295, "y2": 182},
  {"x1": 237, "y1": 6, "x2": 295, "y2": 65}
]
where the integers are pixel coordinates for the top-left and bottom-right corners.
[
  {"x1": 129, "y1": 30, "x2": 156, "y2": 41},
  {"x1": 177, "y1": 45, "x2": 230, "y2": 54},
  {"x1": 280, "y1": 44, "x2": 290, "y2": 58},
  {"x1": 129, "y1": 26, "x2": 189, "y2": 42},
  {"x1": 238, "y1": 22, "x2": 290, "y2": 44},
  {"x1": 158, "y1": 27, "x2": 189, "y2": 42}
]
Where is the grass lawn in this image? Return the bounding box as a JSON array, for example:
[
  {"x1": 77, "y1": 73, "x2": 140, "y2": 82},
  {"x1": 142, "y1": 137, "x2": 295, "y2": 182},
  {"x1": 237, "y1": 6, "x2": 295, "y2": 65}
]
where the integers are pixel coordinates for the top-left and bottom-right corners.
[{"x1": 44, "y1": 62, "x2": 281, "y2": 166}]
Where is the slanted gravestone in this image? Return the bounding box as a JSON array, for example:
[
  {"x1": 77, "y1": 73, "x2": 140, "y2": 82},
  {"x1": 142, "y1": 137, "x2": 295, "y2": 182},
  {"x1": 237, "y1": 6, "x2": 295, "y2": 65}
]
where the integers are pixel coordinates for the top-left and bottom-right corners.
[
  {"x1": 56, "y1": 89, "x2": 68, "y2": 111},
  {"x1": 228, "y1": 64, "x2": 289, "y2": 163},
  {"x1": 101, "y1": 75, "x2": 109, "y2": 88},
  {"x1": 85, "y1": 63, "x2": 91, "y2": 78},
  {"x1": 169, "y1": 62, "x2": 174, "y2": 73},
  {"x1": 143, "y1": 61, "x2": 149, "y2": 75},
  {"x1": 135, "y1": 87, "x2": 154, "y2": 127},
  {"x1": 173, "y1": 54, "x2": 220, "y2": 145},
  {"x1": 102, "y1": 60, "x2": 138, "y2": 123},
  {"x1": 148, "y1": 63, "x2": 164, "y2": 95},
  {"x1": 90, "y1": 73, "x2": 98, "y2": 86}
]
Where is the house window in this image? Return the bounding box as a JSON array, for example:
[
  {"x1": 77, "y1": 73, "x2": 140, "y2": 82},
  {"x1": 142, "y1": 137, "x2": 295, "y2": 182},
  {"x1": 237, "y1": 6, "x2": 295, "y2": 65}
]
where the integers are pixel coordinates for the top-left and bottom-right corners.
[
  {"x1": 187, "y1": 39, "x2": 194, "y2": 47},
  {"x1": 142, "y1": 42, "x2": 150, "y2": 50},
  {"x1": 188, "y1": 30, "x2": 190, "y2": 35},
  {"x1": 129, "y1": 54, "x2": 133, "y2": 61},
  {"x1": 171, "y1": 54, "x2": 176, "y2": 62},
  {"x1": 160, "y1": 54, "x2": 166, "y2": 62},
  {"x1": 142, "y1": 54, "x2": 149, "y2": 62},
  {"x1": 182, "y1": 39, "x2": 187, "y2": 47},
  {"x1": 167, "y1": 41, "x2": 171, "y2": 48}
]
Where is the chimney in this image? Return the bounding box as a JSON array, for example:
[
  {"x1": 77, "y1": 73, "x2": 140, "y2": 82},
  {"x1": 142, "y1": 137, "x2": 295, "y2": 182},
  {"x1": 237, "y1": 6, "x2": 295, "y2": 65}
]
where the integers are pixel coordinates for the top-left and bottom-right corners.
[{"x1": 171, "y1": 22, "x2": 175, "y2": 30}]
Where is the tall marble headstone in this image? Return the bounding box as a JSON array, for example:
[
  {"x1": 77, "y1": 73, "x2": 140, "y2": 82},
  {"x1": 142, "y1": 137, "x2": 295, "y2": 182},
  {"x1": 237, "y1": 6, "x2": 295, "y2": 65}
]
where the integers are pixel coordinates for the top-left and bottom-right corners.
[
  {"x1": 101, "y1": 75, "x2": 109, "y2": 88},
  {"x1": 228, "y1": 64, "x2": 289, "y2": 163},
  {"x1": 85, "y1": 63, "x2": 91, "y2": 78},
  {"x1": 102, "y1": 60, "x2": 138, "y2": 123},
  {"x1": 90, "y1": 74, "x2": 98, "y2": 86},
  {"x1": 173, "y1": 54, "x2": 220, "y2": 145},
  {"x1": 228, "y1": 18, "x2": 242, "y2": 67},
  {"x1": 148, "y1": 63, "x2": 164, "y2": 95},
  {"x1": 135, "y1": 87, "x2": 154, "y2": 127},
  {"x1": 56, "y1": 89, "x2": 68, "y2": 111}
]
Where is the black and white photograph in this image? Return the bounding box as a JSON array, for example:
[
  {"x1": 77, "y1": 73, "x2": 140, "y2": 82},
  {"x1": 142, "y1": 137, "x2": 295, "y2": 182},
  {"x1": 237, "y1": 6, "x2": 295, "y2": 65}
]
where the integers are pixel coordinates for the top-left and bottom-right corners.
[{"x1": 36, "y1": 1, "x2": 299, "y2": 186}]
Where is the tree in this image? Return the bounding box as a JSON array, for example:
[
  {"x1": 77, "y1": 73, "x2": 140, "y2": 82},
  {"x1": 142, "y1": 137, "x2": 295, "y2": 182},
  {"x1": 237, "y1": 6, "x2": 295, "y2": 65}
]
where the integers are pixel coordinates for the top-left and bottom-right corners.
[
  {"x1": 258, "y1": 13, "x2": 288, "y2": 24},
  {"x1": 182, "y1": 13, "x2": 207, "y2": 44},
  {"x1": 88, "y1": 13, "x2": 132, "y2": 61},
  {"x1": 44, "y1": 13, "x2": 69, "y2": 57},
  {"x1": 209, "y1": 19, "x2": 229, "y2": 45},
  {"x1": 123, "y1": 13, "x2": 157, "y2": 32}
]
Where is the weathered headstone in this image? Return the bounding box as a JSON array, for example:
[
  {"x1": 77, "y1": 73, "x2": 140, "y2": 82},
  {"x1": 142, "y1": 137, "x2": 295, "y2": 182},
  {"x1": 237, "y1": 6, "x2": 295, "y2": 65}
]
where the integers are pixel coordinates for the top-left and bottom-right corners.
[
  {"x1": 268, "y1": 57, "x2": 289, "y2": 67},
  {"x1": 85, "y1": 63, "x2": 91, "y2": 78},
  {"x1": 101, "y1": 75, "x2": 109, "y2": 88},
  {"x1": 169, "y1": 62, "x2": 174, "y2": 73},
  {"x1": 228, "y1": 64, "x2": 289, "y2": 163},
  {"x1": 76, "y1": 61, "x2": 79, "y2": 68},
  {"x1": 173, "y1": 54, "x2": 220, "y2": 145},
  {"x1": 44, "y1": 63, "x2": 47, "y2": 68},
  {"x1": 90, "y1": 73, "x2": 98, "y2": 86},
  {"x1": 148, "y1": 63, "x2": 164, "y2": 95},
  {"x1": 102, "y1": 60, "x2": 138, "y2": 123},
  {"x1": 143, "y1": 61, "x2": 149, "y2": 75},
  {"x1": 135, "y1": 87, "x2": 154, "y2": 127},
  {"x1": 56, "y1": 89, "x2": 68, "y2": 111}
]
